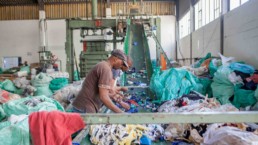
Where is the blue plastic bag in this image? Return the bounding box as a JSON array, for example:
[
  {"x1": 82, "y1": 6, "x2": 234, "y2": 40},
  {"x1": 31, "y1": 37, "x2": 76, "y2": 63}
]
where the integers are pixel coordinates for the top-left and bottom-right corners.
[{"x1": 230, "y1": 62, "x2": 255, "y2": 74}]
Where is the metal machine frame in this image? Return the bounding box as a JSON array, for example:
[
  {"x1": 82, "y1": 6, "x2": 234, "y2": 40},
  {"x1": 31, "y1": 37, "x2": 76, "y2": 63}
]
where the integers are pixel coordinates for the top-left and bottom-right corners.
[{"x1": 65, "y1": 19, "x2": 117, "y2": 81}]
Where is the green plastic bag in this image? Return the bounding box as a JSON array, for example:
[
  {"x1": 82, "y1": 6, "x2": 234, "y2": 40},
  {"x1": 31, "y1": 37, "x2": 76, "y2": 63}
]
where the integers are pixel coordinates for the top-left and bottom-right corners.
[
  {"x1": 1, "y1": 79, "x2": 17, "y2": 93},
  {"x1": 31, "y1": 73, "x2": 52, "y2": 87},
  {"x1": 2, "y1": 95, "x2": 64, "y2": 117},
  {"x1": 193, "y1": 53, "x2": 211, "y2": 68},
  {"x1": 193, "y1": 77, "x2": 213, "y2": 97},
  {"x1": 233, "y1": 87, "x2": 257, "y2": 108},
  {"x1": 150, "y1": 68, "x2": 197, "y2": 102},
  {"x1": 255, "y1": 87, "x2": 258, "y2": 100},
  {"x1": 31, "y1": 73, "x2": 53, "y2": 97},
  {"x1": 211, "y1": 67, "x2": 234, "y2": 104},
  {"x1": 209, "y1": 59, "x2": 222, "y2": 77},
  {"x1": 150, "y1": 67, "x2": 163, "y2": 98},
  {"x1": 49, "y1": 78, "x2": 68, "y2": 92},
  {"x1": 0, "y1": 117, "x2": 29, "y2": 145}
]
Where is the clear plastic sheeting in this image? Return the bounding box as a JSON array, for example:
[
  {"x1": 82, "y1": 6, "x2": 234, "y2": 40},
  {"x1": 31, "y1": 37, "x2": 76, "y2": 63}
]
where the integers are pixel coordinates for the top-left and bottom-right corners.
[
  {"x1": 53, "y1": 84, "x2": 81, "y2": 109},
  {"x1": 2, "y1": 95, "x2": 64, "y2": 117},
  {"x1": 164, "y1": 123, "x2": 188, "y2": 141},
  {"x1": 218, "y1": 53, "x2": 235, "y2": 66},
  {"x1": 158, "y1": 97, "x2": 238, "y2": 113},
  {"x1": 228, "y1": 72, "x2": 244, "y2": 85},
  {"x1": 47, "y1": 72, "x2": 69, "y2": 79},
  {"x1": 13, "y1": 77, "x2": 30, "y2": 89},
  {"x1": 202, "y1": 124, "x2": 258, "y2": 145}
]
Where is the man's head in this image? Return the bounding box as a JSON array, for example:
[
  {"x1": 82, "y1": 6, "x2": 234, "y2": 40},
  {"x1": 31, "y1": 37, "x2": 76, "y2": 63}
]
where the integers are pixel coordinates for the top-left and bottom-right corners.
[
  {"x1": 110, "y1": 49, "x2": 128, "y2": 69},
  {"x1": 121, "y1": 56, "x2": 132, "y2": 72}
]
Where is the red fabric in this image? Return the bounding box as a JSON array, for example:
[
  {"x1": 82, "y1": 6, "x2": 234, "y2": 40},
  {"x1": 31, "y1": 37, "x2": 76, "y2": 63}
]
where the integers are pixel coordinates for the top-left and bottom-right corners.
[
  {"x1": 247, "y1": 74, "x2": 258, "y2": 83},
  {"x1": 127, "y1": 100, "x2": 139, "y2": 106},
  {"x1": 29, "y1": 111, "x2": 85, "y2": 145}
]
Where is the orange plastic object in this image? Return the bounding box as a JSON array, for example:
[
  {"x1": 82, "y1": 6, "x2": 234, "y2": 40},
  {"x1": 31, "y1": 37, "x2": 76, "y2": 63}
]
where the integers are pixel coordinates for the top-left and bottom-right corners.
[{"x1": 160, "y1": 54, "x2": 167, "y2": 70}]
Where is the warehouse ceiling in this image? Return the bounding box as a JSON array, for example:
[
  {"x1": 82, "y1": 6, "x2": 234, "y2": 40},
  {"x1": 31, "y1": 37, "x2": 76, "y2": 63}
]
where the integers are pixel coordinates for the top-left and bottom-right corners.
[{"x1": 0, "y1": 0, "x2": 175, "y2": 6}]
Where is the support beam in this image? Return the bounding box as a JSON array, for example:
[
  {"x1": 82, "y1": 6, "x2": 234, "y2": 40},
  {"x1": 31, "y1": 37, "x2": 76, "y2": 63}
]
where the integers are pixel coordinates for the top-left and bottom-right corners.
[
  {"x1": 155, "y1": 18, "x2": 161, "y2": 67},
  {"x1": 189, "y1": 0, "x2": 195, "y2": 64},
  {"x1": 39, "y1": 10, "x2": 47, "y2": 51},
  {"x1": 220, "y1": 0, "x2": 229, "y2": 55},
  {"x1": 81, "y1": 112, "x2": 258, "y2": 124},
  {"x1": 68, "y1": 19, "x2": 117, "y2": 29},
  {"x1": 65, "y1": 20, "x2": 74, "y2": 81},
  {"x1": 175, "y1": 0, "x2": 179, "y2": 61},
  {"x1": 92, "y1": 0, "x2": 98, "y2": 19}
]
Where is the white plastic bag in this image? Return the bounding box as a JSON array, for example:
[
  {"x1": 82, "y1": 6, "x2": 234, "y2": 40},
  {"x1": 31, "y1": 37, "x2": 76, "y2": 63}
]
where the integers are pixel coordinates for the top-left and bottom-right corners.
[
  {"x1": 202, "y1": 124, "x2": 258, "y2": 145},
  {"x1": 218, "y1": 53, "x2": 235, "y2": 66},
  {"x1": 228, "y1": 72, "x2": 244, "y2": 85}
]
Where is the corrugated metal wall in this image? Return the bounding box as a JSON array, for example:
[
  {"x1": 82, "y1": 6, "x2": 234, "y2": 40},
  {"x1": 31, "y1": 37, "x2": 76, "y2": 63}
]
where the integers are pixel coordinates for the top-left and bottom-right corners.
[
  {"x1": 0, "y1": 5, "x2": 39, "y2": 20},
  {"x1": 0, "y1": 1, "x2": 175, "y2": 20}
]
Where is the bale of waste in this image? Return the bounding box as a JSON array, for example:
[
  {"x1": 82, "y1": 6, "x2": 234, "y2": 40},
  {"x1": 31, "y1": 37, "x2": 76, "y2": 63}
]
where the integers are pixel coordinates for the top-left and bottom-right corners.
[{"x1": 31, "y1": 73, "x2": 53, "y2": 97}]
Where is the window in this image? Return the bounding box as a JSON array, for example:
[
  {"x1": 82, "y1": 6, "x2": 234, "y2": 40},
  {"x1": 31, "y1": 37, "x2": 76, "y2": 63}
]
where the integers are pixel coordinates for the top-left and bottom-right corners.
[
  {"x1": 198, "y1": 1, "x2": 202, "y2": 29},
  {"x1": 214, "y1": 0, "x2": 221, "y2": 19},
  {"x1": 230, "y1": 0, "x2": 249, "y2": 10},
  {"x1": 209, "y1": 0, "x2": 215, "y2": 22},
  {"x1": 205, "y1": 0, "x2": 210, "y2": 25},
  {"x1": 179, "y1": 11, "x2": 190, "y2": 39},
  {"x1": 195, "y1": 0, "x2": 221, "y2": 30},
  {"x1": 194, "y1": 0, "x2": 202, "y2": 30}
]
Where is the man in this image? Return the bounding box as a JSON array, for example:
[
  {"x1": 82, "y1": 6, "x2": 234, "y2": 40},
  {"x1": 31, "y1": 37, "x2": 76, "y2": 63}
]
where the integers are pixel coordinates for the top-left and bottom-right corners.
[
  {"x1": 72, "y1": 49, "x2": 128, "y2": 113},
  {"x1": 111, "y1": 56, "x2": 133, "y2": 87},
  {"x1": 110, "y1": 56, "x2": 133, "y2": 110}
]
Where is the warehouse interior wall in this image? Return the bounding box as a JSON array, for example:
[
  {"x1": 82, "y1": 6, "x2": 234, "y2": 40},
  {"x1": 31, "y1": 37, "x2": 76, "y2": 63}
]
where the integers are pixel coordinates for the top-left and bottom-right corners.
[
  {"x1": 178, "y1": 0, "x2": 258, "y2": 68},
  {"x1": 0, "y1": 16, "x2": 175, "y2": 71},
  {"x1": 192, "y1": 18, "x2": 221, "y2": 58},
  {"x1": 0, "y1": 20, "x2": 40, "y2": 68},
  {"x1": 224, "y1": 0, "x2": 258, "y2": 69}
]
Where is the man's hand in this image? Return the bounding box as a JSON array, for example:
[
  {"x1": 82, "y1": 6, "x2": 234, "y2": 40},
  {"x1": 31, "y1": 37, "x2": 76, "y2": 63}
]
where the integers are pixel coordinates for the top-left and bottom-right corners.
[
  {"x1": 99, "y1": 87, "x2": 123, "y2": 113},
  {"x1": 118, "y1": 101, "x2": 130, "y2": 110},
  {"x1": 117, "y1": 87, "x2": 128, "y2": 92},
  {"x1": 110, "y1": 93, "x2": 124, "y2": 102}
]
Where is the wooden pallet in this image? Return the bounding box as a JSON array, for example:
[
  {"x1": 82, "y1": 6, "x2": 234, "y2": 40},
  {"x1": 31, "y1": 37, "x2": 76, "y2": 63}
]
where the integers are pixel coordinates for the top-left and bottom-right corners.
[{"x1": 0, "y1": 74, "x2": 16, "y2": 81}]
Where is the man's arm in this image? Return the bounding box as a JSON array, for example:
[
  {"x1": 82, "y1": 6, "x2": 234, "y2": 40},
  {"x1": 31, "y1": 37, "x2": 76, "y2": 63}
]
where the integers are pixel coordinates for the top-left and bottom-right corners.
[{"x1": 99, "y1": 87, "x2": 124, "y2": 113}]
